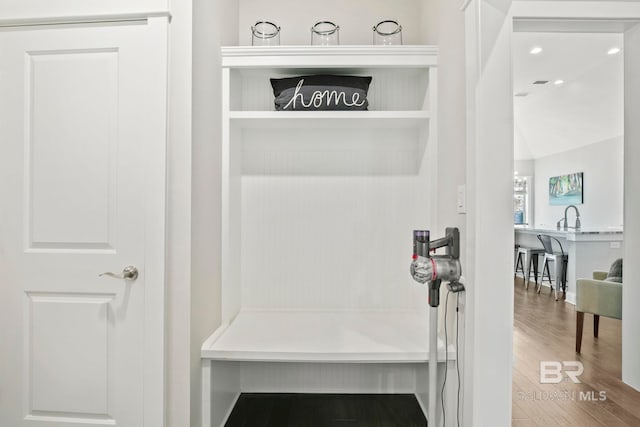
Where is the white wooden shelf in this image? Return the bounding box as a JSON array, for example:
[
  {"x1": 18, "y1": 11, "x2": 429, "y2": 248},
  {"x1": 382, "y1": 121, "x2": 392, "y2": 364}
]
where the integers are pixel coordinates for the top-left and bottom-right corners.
[
  {"x1": 221, "y1": 45, "x2": 439, "y2": 69},
  {"x1": 229, "y1": 110, "x2": 430, "y2": 129},
  {"x1": 202, "y1": 310, "x2": 456, "y2": 363}
]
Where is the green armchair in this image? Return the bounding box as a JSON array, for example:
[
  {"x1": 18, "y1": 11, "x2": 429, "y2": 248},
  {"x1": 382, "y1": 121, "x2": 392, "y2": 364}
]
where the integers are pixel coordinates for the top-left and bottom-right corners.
[{"x1": 575, "y1": 271, "x2": 622, "y2": 353}]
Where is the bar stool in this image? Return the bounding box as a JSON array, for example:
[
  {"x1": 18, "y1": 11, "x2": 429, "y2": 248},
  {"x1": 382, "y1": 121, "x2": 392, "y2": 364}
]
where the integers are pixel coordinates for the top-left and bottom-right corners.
[
  {"x1": 537, "y1": 234, "x2": 568, "y2": 301},
  {"x1": 514, "y1": 246, "x2": 545, "y2": 290}
]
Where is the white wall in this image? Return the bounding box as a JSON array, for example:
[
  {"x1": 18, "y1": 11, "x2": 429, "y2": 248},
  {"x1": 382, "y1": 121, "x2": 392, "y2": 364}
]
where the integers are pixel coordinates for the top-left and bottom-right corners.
[
  {"x1": 237, "y1": 0, "x2": 426, "y2": 45},
  {"x1": 533, "y1": 136, "x2": 623, "y2": 229},
  {"x1": 623, "y1": 20, "x2": 640, "y2": 391},
  {"x1": 423, "y1": 0, "x2": 470, "y2": 422},
  {"x1": 191, "y1": 1, "x2": 239, "y2": 426},
  {"x1": 424, "y1": 0, "x2": 467, "y2": 241},
  {"x1": 166, "y1": 0, "x2": 193, "y2": 425},
  {"x1": 514, "y1": 159, "x2": 534, "y2": 176},
  {"x1": 241, "y1": 176, "x2": 430, "y2": 311}
]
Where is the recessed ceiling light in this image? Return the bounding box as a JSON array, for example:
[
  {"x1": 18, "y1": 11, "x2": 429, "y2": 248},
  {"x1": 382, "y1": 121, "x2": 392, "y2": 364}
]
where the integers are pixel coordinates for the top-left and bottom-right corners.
[
  {"x1": 514, "y1": 171, "x2": 519, "y2": 175},
  {"x1": 553, "y1": 79, "x2": 564, "y2": 85},
  {"x1": 607, "y1": 47, "x2": 621, "y2": 55},
  {"x1": 530, "y1": 46, "x2": 543, "y2": 55}
]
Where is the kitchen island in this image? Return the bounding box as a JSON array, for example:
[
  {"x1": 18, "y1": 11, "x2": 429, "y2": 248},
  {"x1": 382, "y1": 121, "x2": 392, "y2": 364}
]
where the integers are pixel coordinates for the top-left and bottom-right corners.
[{"x1": 514, "y1": 227, "x2": 623, "y2": 304}]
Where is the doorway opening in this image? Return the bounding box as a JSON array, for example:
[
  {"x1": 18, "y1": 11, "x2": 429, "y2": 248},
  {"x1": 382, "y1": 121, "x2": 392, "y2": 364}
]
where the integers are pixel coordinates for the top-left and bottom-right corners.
[{"x1": 510, "y1": 19, "x2": 640, "y2": 424}]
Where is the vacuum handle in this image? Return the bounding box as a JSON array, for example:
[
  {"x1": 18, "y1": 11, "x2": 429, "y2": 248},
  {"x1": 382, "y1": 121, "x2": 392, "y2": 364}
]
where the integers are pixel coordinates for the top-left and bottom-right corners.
[{"x1": 413, "y1": 230, "x2": 430, "y2": 258}]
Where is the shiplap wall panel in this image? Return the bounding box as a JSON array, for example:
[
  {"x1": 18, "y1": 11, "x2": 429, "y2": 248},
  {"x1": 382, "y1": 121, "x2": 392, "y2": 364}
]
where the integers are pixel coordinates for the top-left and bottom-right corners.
[
  {"x1": 241, "y1": 175, "x2": 432, "y2": 310},
  {"x1": 240, "y1": 362, "x2": 419, "y2": 393},
  {"x1": 241, "y1": 127, "x2": 422, "y2": 175}
]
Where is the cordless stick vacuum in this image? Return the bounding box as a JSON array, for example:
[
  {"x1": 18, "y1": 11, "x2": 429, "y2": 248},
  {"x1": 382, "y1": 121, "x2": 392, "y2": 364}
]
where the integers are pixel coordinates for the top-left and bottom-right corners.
[{"x1": 410, "y1": 228, "x2": 464, "y2": 426}]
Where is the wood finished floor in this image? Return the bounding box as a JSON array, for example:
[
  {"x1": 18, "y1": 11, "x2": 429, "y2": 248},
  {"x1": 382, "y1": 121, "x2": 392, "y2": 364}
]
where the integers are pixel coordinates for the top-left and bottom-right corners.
[
  {"x1": 225, "y1": 393, "x2": 427, "y2": 427},
  {"x1": 512, "y1": 278, "x2": 640, "y2": 426}
]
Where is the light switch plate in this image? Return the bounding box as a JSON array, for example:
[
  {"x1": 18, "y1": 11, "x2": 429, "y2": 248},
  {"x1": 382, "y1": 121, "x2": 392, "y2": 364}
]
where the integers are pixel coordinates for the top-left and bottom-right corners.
[{"x1": 457, "y1": 185, "x2": 466, "y2": 214}]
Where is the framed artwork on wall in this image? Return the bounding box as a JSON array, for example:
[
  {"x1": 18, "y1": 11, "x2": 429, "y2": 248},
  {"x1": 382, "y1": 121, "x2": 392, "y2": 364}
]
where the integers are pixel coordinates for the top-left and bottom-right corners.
[{"x1": 549, "y1": 172, "x2": 584, "y2": 205}]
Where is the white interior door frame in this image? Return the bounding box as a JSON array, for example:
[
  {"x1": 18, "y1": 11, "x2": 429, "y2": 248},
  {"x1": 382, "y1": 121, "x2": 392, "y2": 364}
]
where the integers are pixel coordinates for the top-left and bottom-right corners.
[
  {"x1": 137, "y1": 16, "x2": 168, "y2": 426},
  {"x1": 465, "y1": 3, "x2": 640, "y2": 426}
]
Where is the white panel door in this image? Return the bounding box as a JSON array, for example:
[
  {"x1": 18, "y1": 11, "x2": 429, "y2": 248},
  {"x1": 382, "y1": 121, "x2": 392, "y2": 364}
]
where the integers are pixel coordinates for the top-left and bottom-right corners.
[{"x1": 0, "y1": 18, "x2": 167, "y2": 427}]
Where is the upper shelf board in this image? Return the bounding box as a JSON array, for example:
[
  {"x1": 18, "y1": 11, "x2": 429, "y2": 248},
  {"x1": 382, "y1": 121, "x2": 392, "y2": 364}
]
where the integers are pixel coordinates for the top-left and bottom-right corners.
[
  {"x1": 221, "y1": 45, "x2": 439, "y2": 69},
  {"x1": 228, "y1": 110, "x2": 430, "y2": 129}
]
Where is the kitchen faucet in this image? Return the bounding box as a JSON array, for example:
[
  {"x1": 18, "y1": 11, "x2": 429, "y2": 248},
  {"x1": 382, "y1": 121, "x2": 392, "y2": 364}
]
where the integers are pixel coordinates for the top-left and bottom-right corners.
[{"x1": 560, "y1": 205, "x2": 581, "y2": 231}]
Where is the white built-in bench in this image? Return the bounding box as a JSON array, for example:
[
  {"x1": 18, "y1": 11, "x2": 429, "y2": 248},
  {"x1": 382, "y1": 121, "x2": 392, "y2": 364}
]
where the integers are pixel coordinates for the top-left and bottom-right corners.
[
  {"x1": 201, "y1": 310, "x2": 457, "y2": 427},
  {"x1": 202, "y1": 310, "x2": 453, "y2": 362}
]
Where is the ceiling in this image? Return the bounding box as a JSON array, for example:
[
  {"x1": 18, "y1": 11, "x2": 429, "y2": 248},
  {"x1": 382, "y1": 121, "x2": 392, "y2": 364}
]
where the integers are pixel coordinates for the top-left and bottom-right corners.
[{"x1": 512, "y1": 32, "x2": 624, "y2": 160}]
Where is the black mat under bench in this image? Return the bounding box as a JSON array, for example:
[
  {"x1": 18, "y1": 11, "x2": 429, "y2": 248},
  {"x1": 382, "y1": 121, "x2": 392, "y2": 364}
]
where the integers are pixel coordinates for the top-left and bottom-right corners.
[{"x1": 224, "y1": 393, "x2": 427, "y2": 427}]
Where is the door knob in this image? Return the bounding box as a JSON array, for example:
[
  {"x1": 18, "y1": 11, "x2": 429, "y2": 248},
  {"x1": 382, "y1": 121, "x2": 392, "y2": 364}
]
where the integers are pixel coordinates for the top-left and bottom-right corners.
[{"x1": 99, "y1": 266, "x2": 139, "y2": 281}]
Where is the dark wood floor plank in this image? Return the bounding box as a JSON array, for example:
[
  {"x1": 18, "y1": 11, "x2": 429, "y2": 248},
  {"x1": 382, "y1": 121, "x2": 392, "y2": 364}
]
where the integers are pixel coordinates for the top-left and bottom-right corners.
[
  {"x1": 267, "y1": 394, "x2": 293, "y2": 427},
  {"x1": 225, "y1": 393, "x2": 427, "y2": 427}
]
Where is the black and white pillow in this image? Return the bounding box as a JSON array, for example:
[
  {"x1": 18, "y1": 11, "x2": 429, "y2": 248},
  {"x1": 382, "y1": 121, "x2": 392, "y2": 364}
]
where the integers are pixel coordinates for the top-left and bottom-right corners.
[{"x1": 270, "y1": 75, "x2": 372, "y2": 111}]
